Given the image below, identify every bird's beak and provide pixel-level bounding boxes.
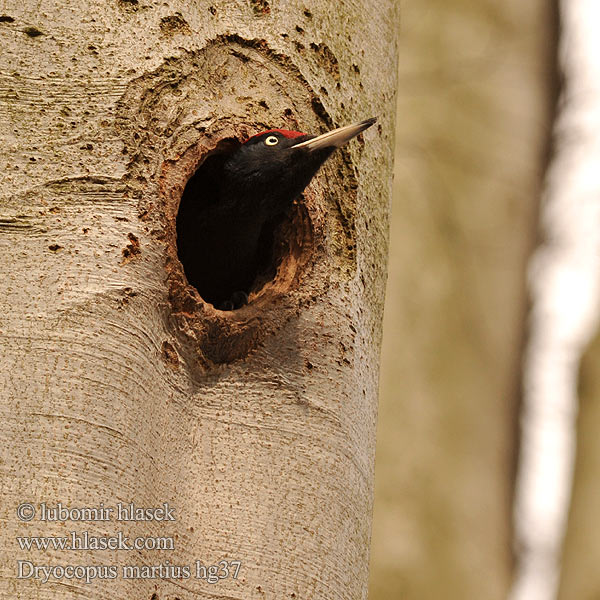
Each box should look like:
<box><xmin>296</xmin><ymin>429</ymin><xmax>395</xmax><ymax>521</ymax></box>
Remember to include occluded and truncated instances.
<box><xmin>292</xmin><ymin>117</ymin><xmax>377</xmax><ymax>151</ymax></box>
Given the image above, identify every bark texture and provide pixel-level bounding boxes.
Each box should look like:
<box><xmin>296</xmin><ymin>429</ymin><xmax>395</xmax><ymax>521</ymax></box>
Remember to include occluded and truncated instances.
<box><xmin>0</xmin><ymin>2</ymin><xmax>397</xmax><ymax>599</ymax></box>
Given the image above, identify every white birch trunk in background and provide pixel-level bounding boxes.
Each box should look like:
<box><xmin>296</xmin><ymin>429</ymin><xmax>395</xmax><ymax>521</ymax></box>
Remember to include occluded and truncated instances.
<box><xmin>509</xmin><ymin>1</ymin><xmax>600</xmax><ymax>598</ymax></box>
<box><xmin>0</xmin><ymin>2</ymin><xmax>397</xmax><ymax>599</ymax></box>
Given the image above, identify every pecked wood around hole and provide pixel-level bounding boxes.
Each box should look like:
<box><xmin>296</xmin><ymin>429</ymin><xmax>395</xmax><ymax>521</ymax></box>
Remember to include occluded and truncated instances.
<box><xmin>160</xmin><ymin>128</ymin><xmax>316</xmax><ymax>366</ymax></box>
<box><xmin>112</xmin><ymin>37</ymin><xmax>359</xmax><ymax>370</ymax></box>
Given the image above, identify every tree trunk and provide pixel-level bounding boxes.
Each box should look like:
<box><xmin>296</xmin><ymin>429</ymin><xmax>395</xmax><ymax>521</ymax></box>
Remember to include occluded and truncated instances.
<box><xmin>0</xmin><ymin>3</ymin><xmax>397</xmax><ymax>599</ymax></box>
<box><xmin>370</xmin><ymin>1</ymin><xmax>555</xmax><ymax>599</ymax></box>
<box><xmin>558</xmin><ymin>331</ymin><xmax>600</xmax><ymax>599</ymax></box>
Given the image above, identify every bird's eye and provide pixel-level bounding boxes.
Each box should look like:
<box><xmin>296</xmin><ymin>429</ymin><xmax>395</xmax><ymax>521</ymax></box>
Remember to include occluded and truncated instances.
<box><xmin>265</xmin><ymin>135</ymin><xmax>279</xmax><ymax>146</ymax></box>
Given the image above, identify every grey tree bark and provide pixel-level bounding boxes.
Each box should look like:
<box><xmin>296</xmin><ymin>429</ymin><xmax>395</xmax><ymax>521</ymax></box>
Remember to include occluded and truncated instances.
<box><xmin>0</xmin><ymin>2</ymin><xmax>397</xmax><ymax>600</ymax></box>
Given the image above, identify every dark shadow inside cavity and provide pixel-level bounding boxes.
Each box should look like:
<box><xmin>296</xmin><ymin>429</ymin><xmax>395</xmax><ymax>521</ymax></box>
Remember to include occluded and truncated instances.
<box><xmin>176</xmin><ymin>140</ymin><xmax>290</xmax><ymax>310</ymax></box>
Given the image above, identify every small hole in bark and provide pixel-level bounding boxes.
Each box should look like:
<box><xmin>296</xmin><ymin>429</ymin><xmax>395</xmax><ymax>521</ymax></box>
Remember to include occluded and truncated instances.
<box><xmin>23</xmin><ymin>26</ymin><xmax>43</xmax><ymax>37</ymax></box>
<box><xmin>176</xmin><ymin>139</ymin><xmax>299</xmax><ymax>311</ymax></box>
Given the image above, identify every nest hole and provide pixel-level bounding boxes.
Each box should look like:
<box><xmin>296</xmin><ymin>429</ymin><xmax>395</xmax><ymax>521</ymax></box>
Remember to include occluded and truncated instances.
<box><xmin>176</xmin><ymin>140</ymin><xmax>302</xmax><ymax>311</ymax></box>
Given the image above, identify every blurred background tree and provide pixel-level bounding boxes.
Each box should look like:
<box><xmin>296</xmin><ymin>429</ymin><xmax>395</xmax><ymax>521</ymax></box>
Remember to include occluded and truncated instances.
<box><xmin>369</xmin><ymin>1</ymin><xmax>557</xmax><ymax>598</ymax></box>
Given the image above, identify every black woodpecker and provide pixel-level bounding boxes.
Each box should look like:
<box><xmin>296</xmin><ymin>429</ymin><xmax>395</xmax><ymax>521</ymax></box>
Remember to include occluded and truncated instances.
<box><xmin>176</xmin><ymin>117</ymin><xmax>376</xmax><ymax>310</ymax></box>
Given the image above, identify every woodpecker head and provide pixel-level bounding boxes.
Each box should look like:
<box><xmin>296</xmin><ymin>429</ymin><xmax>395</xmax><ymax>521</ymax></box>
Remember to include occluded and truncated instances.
<box><xmin>176</xmin><ymin>117</ymin><xmax>377</xmax><ymax>310</ymax></box>
<box><xmin>222</xmin><ymin>117</ymin><xmax>377</xmax><ymax>214</ymax></box>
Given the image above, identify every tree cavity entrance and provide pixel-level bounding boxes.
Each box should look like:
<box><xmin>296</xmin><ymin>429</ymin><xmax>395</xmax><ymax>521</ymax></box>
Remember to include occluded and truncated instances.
<box><xmin>176</xmin><ymin>141</ymin><xmax>295</xmax><ymax>311</ymax></box>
